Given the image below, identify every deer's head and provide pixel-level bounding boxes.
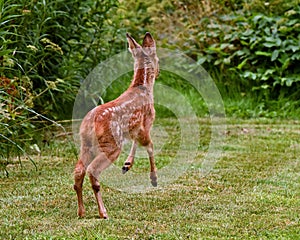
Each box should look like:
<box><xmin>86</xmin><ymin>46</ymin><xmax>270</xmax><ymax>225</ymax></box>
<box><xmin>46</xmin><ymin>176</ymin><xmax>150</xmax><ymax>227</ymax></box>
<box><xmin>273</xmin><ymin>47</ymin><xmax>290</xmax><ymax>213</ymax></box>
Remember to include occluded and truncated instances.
<box><xmin>127</xmin><ymin>32</ymin><xmax>159</xmax><ymax>79</ymax></box>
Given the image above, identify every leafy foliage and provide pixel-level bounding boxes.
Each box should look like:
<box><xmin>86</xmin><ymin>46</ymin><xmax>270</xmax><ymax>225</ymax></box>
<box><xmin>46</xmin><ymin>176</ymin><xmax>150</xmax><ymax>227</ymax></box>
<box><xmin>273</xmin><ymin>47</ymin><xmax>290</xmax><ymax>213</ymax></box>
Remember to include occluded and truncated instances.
<box><xmin>198</xmin><ymin>6</ymin><xmax>300</xmax><ymax>98</ymax></box>
<box><xmin>120</xmin><ymin>0</ymin><xmax>300</xmax><ymax>112</ymax></box>
<box><xmin>0</xmin><ymin>0</ymin><xmax>120</xmax><ymax>163</ymax></box>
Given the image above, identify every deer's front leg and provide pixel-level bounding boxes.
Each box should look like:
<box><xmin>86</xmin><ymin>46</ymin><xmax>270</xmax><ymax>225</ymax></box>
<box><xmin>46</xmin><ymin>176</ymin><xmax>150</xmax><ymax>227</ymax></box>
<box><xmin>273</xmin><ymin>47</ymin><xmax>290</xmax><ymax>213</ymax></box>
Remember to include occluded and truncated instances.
<box><xmin>122</xmin><ymin>141</ymin><xmax>137</xmax><ymax>174</ymax></box>
<box><xmin>146</xmin><ymin>141</ymin><xmax>157</xmax><ymax>187</ymax></box>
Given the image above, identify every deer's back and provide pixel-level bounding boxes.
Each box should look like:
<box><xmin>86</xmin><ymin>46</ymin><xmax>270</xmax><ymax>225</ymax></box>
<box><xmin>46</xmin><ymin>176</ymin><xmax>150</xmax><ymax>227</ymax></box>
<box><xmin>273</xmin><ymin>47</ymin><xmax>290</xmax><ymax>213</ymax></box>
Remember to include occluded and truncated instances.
<box><xmin>80</xmin><ymin>86</ymin><xmax>155</xmax><ymax>148</ymax></box>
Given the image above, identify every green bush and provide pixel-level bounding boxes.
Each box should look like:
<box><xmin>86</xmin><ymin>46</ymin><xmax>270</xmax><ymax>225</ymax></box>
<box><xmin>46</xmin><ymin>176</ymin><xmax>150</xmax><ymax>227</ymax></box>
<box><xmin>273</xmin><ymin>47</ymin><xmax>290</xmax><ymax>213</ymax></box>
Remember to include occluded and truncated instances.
<box><xmin>198</xmin><ymin>6</ymin><xmax>300</xmax><ymax>99</ymax></box>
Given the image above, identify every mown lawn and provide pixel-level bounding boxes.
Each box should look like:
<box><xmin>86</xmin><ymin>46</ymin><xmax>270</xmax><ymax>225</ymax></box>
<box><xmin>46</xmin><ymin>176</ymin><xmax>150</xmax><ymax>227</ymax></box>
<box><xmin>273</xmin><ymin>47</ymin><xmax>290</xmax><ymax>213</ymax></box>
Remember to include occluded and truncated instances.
<box><xmin>0</xmin><ymin>118</ymin><xmax>299</xmax><ymax>239</ymax></box>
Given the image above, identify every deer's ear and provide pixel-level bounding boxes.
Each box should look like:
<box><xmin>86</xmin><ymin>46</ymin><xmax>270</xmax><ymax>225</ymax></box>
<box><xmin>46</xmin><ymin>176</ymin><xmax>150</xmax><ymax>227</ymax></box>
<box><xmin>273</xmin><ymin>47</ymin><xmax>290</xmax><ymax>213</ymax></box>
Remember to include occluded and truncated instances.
<box><xmin>126</xmin><ymin>33</ymin><xmax>141</xmax><ymax>54</ymax></box>
<box><xmin>142</xmin><ymin>32</ymin><xmax>156</xmax><ymax>49</ymax></box>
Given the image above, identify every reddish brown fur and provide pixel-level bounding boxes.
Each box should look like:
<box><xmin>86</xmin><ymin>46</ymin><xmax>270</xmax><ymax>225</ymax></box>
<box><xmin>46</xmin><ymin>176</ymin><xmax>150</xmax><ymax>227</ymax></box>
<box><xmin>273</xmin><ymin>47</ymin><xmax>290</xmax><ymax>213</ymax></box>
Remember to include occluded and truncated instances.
<box><xmin>73</xmin><ymin>32</ymin><xmax>159</xmax><ymax>219</ymax></box>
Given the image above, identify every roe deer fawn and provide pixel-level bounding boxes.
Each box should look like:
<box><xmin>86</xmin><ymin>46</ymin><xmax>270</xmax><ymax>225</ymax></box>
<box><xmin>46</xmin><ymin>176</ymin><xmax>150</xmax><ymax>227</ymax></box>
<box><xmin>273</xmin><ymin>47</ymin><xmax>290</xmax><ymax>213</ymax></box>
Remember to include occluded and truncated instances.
<box><xmin>73</xmin><ymin>32</ymin><xmax>159</xmax><ymax>219</ymax></box>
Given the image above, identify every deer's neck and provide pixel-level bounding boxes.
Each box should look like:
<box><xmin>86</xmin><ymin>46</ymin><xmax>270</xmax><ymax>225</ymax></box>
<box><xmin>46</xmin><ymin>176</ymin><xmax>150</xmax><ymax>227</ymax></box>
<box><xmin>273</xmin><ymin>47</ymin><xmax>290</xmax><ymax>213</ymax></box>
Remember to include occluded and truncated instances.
<box><xmin>130</xmin><ymin>68</ymin><xmax>155</xmax><ymax>91</ymax></box>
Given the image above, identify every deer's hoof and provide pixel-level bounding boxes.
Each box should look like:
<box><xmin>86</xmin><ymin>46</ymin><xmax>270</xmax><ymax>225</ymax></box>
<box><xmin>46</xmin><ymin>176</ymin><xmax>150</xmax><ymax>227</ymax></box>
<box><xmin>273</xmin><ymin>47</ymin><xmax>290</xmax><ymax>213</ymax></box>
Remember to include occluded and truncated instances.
<box><xmin>98</xmin><ymin>209</ymin><xmax>108</xmax><ymax>219</ymax></box>
<box><xmin>77</xmin><ymin>209</ymin><xmax>85</xmax><ymax>218</ymax></box>
<box><xmin>151</xmin><ymin>180</ymin><xmax>158</xmax><ymax>187</ymax></box>
<box><xmin>122</xmin><ymin>162</ymin><xmax>131</xmax><ymax>174</ymax></box>
<box><xmin>122</xmin><ymin>166</ymin><xmax>129</xmax><ymax>174</ymax></box>
<box><xmin>150</xmin><ymin>172</ymin><xmax>157</xmax><ymax>187</ymax></box>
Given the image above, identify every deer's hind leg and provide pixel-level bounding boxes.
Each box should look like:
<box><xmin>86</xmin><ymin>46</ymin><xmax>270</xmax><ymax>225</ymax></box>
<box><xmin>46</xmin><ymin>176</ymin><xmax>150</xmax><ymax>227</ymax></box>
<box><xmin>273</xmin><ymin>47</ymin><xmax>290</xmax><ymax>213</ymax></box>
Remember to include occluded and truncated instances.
<box><xmin>87</xmin><ymin>148</ymin><xmax>121</xmax><ymax>219</ymax></box>
<box><xmin>74</xmin><ymin>144</ymin><xmax>92</xmax><ymax>217</ymax></box>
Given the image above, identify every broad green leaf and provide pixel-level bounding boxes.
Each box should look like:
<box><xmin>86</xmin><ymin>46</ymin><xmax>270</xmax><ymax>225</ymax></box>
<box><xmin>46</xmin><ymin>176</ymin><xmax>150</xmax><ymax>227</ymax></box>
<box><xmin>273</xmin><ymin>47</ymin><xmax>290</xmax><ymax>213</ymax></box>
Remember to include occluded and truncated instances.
<box><xmin>282</xmin><ymin>58</ymin><xmax>290</xmax><ymax>71</ymax></box>
<box><xmin>241</xmin><ymin>40</ymin><xmax>249</xmax><ymax>46</ymax></box>
<box><xmin>261</xmin><ymin>69</ymin><xmax>276</xmax><ymax>80</ymax></box>
<box><xmin>265</xmin><ymin>37</ymin><xmax>276</xmax><ymax>43</ymax></box>
<box><xmin>276</xmin><ymin>38</ymin><xmax>282</xmax><ymax>46</ymax></box>
<box><xmin>286</xmin><ymin>45</ymin><xmax>299</xmax><ymax>52</ymax></box>
<box><xmin>286</xmin><ymin>19</ymin><xmax>298</xmax><ymax>26</ymax></box>
<box><xmin>243</xmin><ymin>71</ymin><xmax>257</xmax><ymax>80</ymax></box>
<box><xmin>197</xmin><ymin>56</ymin><xmax>206</xmax><ymax>65</ymax></box>
<box><xmin>220</xmin><ymin>43</ymin><xmax>230</xmax><ymax>50</ymax></box>
<box><xmin>264</xmin><ymin>27</ymin><xmax>270</xmax><ymax>35</ymax></box>
<box><xmin>261</xmin><ymin>84</ymin><xmax>270</xmax><ymax>89</ymax></box>
<box><xmin>285</xmin><ymin>78</ymin><xmax>293</xmax><ymax>87</ymax></box>
<box><xmin>271</xmin><ymin>50</ymin><xmax>279</xmax><ymax>61</ymax></box>
<box><xmin>243</xmin><ymin>29</ymin><xmax>254</xmax><ymax>36</ymax></box>
<box><xmin>291</xmin><ymin>52</ymin><xmax>300</xmax><ymax>60</ymax></box>
<box><xmin>255</xmin><ymin>51</ymin><xmax>272</xmax><ymax>57</ymax></box>
<box><xmin>263</xmin><ymin>42</ymin><xmax>276</xmax><ymax>48</ymax></box>
<box><xmin>223</xmin><ymin>57</ymin><xmax>231</xmax><ymax>65</ymax></box>
<box><xmin>253</xmin><ymin>14</ymin><xmax>263</xmax><ymax>24</ymax></box>
<box><xmin>237</xmin><ymin>58</ymin><xmax>248</xmax><ymax>70</ymax></box>
<box><xmin>214</xmin><ymin>59</ymin><xmax>222</xmax><ymax>65</ymax></box>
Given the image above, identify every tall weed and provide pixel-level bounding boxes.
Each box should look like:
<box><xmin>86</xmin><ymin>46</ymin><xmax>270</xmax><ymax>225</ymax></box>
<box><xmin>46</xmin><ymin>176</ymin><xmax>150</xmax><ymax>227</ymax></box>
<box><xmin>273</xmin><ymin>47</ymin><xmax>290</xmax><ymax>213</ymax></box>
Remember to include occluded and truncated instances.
<box><xmin>0</xmin><ymin>0</ymin><xmax>120</xmax><ymax>169</ymax></box>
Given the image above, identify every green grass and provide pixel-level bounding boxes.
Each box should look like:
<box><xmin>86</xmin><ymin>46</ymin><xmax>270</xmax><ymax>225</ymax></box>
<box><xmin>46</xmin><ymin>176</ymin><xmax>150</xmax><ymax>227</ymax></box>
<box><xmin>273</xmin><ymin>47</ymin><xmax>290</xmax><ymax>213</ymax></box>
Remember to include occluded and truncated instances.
<box><xmin>0</xmin><ymin>118</ymin><xmax>299</xmax><ymax>239</ymax></box>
